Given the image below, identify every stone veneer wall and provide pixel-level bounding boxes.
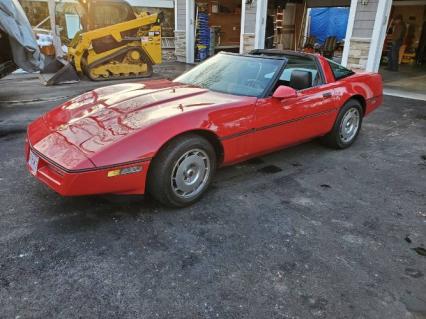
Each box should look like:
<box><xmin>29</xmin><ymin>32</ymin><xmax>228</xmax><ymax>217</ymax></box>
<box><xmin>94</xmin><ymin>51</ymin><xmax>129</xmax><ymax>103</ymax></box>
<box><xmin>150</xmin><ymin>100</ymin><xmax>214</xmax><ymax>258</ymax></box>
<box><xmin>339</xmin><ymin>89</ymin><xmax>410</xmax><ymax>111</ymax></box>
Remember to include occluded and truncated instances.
<box><xmin>346</xmin><ymin>38</ymin><xmax>371</xmax><ymax>70</ymax></box>
<box><xmin>242</xmin><ymin>34</ymin><xmax>255</xmax><ymax>53</ymax></box>
<box><xmin>162</xmin><ymin>48</ymin><xmax>177</xmax><ymax>62</ymax></box>
<box><xmin>174</xmin><ymin>31</ymin><xmax>186</xmax><ymax>63</ymax></box>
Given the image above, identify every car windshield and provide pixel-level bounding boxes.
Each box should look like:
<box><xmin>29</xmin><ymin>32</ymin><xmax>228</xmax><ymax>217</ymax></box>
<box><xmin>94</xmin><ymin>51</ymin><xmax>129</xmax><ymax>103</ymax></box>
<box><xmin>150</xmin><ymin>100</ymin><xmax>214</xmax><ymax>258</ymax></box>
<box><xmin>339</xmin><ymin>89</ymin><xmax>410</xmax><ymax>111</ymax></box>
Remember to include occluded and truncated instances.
<box><xmin>174</xmin><ymin>53</ymin><xmax>284</xmax><ymax>97</ymax></box>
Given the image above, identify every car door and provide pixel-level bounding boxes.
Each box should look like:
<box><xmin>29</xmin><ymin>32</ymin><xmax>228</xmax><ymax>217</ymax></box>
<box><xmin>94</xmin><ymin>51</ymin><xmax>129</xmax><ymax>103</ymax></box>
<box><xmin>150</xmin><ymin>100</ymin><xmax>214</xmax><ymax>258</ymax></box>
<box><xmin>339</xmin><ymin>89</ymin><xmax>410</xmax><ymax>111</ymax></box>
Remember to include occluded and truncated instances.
<box><xmin>251</xmin><ymin>55</ymin><xmax>338</xmax><ymax>155</ymax></box>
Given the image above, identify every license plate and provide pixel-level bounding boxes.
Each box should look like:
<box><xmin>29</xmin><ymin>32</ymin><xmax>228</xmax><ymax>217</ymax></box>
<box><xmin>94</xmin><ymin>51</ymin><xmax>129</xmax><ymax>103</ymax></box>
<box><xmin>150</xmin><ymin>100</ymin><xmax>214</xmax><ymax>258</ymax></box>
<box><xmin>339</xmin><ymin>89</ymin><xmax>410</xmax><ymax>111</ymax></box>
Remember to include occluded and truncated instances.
<box><xmin>28</xmin><ymin>150</ymin><xmax>39</xmax><ymax>175</ymax></box>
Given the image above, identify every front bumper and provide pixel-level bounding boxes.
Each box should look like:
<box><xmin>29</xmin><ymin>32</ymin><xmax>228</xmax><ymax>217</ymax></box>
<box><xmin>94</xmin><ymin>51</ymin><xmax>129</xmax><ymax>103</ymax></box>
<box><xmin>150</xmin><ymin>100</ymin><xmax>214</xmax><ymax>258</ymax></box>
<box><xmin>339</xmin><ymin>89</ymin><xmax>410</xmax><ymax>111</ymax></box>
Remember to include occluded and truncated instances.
<box><xmin>25</xmin><ymin>141</ymin><xmax>150</xmax><ymax>196</ymax></box>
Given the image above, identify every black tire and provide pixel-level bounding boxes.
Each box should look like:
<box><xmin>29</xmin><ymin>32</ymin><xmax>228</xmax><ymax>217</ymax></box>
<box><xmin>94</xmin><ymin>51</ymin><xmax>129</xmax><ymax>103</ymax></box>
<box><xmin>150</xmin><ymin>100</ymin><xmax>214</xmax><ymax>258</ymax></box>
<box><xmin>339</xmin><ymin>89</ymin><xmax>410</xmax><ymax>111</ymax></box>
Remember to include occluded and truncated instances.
<box><xmin>320</xmin><ymin>99</ymin><xmax>364</xmax><ymax>149</ymax></box>
<box><xmin>147</xmin><ymin>134</ymin><xmax>217</xmax><ymax>208</ymax></box>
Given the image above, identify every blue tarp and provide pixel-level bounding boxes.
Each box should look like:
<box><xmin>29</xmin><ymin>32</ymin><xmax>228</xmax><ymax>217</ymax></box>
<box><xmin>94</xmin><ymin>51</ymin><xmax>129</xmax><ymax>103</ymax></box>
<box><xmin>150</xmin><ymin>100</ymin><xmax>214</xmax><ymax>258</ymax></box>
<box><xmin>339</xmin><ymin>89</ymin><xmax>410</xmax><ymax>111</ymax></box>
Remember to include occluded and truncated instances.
<box><xmin>309</xmin><ymin>7</ymin><xmax>349</xmax><ymax>44</ymax></box>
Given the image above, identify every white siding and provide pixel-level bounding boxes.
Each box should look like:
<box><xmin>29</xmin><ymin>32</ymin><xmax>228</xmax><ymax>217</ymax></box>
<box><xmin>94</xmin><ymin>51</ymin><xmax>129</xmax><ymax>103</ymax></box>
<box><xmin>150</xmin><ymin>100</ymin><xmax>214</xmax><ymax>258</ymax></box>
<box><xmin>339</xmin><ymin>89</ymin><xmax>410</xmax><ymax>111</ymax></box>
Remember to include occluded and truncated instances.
<box><xmin>176</xmin><ymin>0</ymin><xmax>186</xmax><ymax>31</ymax></box>
<box><xmin>240</xmin><ymin>0</ymin><xmax>257</xmax><ymax>52</ymax></box>
<box><xmin>174</xmin><ymin>0</ymin><xmax>187</xmax><ymax>62</ymax></box>
<box><xmin>352</xmin><ymin>0</ymin><xmax>379</xmax><ymax>38</ymax></box>
<box><xmin>244</xmin><ymin>0</ymin><xmax>257</xmax><ymax>34</ymax></box>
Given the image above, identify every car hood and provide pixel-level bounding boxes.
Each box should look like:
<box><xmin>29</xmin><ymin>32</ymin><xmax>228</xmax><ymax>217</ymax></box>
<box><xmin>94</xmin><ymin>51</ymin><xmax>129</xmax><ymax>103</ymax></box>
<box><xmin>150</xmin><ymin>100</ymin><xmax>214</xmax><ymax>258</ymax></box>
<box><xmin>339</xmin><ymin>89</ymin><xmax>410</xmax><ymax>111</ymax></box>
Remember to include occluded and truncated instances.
<box><xmin>31</xmin><ymin>80</ymin><xmax>244</xmax><ymax>168</ymax></box>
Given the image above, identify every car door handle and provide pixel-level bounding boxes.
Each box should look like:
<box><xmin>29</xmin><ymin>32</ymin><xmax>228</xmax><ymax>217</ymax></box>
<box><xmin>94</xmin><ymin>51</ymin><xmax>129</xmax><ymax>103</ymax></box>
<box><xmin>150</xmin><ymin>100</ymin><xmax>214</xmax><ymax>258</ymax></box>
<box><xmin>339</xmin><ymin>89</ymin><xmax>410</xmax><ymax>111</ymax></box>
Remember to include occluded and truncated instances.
<box><xmin>323</xmin><ymin>92</ymin><xmax>332</xmax><ymax>99</ymax></box>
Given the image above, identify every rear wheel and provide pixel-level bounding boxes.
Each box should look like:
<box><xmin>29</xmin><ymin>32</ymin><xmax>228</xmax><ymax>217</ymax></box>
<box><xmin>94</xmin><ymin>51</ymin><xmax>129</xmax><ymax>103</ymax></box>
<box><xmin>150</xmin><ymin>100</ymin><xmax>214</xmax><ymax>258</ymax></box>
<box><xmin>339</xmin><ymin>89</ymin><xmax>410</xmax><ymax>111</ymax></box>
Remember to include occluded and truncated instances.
<box><xmin>147</xmin><ymin>134</ymin><xmax>217</xmax><ymax>208</ymax></box>
<box><xmin>321</xmin><ymin>99</ymin><xmax>363</xmax><ymax>149</ymax></box>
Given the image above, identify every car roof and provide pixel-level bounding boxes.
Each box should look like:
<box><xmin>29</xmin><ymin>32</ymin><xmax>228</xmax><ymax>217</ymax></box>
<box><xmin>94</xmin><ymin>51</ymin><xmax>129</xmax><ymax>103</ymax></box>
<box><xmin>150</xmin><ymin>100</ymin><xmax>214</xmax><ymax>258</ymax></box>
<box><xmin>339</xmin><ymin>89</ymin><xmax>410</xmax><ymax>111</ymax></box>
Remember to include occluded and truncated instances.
<box><xmin>249</xmin><ymin>49</ymin><xmax>317</xmax><ymax>60</ymax></box>
<box><xmin>219</xmin><ymin>50</ymin><xmax>314</xmax><ymax>62</ymax></box>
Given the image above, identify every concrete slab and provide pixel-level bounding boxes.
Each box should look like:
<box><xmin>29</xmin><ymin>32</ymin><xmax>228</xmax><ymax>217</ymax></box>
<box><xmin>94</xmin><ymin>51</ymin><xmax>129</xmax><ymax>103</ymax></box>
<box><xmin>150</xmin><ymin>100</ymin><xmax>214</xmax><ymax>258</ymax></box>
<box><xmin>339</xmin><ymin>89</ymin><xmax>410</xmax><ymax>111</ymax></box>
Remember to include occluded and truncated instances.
<box><xmin>384</xmin><ymin>88</ymin><xmax>426</xmax><ymax>101</ymax></box>
<box><xmin>0</xmin><ymin>62</ymin><xmax>191</xmax><ymax>104</ymax></box>
<box><xmin>380</xmin><ymin>65</ymin><xmax>426</xmax><ymax>101</ymax></box>
<box><xmin>0</xmin><ymin>71</ymin><xmax>425</xmax><ymax>318</ymax></box>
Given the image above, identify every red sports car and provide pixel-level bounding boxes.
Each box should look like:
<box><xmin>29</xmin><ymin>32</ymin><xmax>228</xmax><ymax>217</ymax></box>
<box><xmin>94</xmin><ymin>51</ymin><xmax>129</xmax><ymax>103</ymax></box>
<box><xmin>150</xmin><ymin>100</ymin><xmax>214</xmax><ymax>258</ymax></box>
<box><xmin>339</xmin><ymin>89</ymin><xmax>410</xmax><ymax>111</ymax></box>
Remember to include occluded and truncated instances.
<box><xmin>26</xmin><ymin>50</ymin><xmax>383</xmax><ymax>207</ymax></box>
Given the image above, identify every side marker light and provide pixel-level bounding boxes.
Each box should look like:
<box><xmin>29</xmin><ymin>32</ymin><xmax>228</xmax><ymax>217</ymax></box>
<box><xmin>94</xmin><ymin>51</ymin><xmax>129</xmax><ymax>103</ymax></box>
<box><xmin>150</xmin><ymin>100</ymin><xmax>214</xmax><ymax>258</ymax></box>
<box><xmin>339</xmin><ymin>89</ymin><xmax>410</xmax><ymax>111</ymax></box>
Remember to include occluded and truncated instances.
<box><xmin>107</xmin><ymin>166</ymin><xmax>142</xmax><ymax>177</ymax></box>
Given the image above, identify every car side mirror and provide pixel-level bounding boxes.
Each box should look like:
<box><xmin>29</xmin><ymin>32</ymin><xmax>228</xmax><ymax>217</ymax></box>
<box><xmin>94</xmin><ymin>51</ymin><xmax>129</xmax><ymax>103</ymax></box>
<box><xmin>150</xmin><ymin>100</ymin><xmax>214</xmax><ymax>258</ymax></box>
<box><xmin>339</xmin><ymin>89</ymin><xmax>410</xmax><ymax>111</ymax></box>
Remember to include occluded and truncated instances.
<box><xmin>272</xmin><ymin>85</ymin><xmax>297</xmax><ymax>99</ymax></box>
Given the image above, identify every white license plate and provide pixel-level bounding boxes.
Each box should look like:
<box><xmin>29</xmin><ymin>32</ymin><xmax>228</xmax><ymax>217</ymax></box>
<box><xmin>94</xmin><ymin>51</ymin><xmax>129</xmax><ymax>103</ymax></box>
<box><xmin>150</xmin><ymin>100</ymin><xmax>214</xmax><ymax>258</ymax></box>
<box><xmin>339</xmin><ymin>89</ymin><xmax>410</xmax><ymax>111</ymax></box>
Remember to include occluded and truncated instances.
<box><xmin>28</xmin><ymin>150</ymin><xmax>39</xmax><ymax>175</ymax></box>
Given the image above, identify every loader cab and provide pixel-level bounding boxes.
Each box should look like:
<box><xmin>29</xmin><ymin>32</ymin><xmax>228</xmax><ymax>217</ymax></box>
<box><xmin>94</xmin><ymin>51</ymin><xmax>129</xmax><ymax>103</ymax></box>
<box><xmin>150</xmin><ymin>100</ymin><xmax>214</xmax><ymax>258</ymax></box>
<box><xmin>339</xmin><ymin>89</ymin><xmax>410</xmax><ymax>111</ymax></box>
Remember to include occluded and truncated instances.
<box><xmin>78</xmin><ymin>0</ymin><xmax>136</xmax><ymax>31</ymax></box>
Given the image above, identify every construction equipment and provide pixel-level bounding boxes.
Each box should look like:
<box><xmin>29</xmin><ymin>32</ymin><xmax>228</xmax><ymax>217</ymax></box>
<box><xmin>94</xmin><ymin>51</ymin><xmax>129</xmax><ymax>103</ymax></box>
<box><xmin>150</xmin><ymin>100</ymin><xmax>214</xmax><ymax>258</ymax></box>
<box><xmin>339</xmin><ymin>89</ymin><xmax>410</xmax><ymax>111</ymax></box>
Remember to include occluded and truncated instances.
<box><xmin>1</xmin><ymin>0</ymin><xmax>162</xmax><ymax>85</ymax></box>
<box><xmin>68</xmin><ymin>0</ymin><xmax>163</xmax><ymax>81</ymax></box>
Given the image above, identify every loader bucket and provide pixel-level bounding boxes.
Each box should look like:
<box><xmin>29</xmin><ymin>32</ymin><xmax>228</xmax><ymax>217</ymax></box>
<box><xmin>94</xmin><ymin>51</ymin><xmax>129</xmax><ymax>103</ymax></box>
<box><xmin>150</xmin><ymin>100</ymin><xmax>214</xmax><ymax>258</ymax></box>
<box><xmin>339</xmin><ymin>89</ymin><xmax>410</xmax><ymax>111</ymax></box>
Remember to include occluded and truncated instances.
<box><xmin>39</xmin><ymin>58</ymin><xmax>80</xmax><ymax>86</ymax></box>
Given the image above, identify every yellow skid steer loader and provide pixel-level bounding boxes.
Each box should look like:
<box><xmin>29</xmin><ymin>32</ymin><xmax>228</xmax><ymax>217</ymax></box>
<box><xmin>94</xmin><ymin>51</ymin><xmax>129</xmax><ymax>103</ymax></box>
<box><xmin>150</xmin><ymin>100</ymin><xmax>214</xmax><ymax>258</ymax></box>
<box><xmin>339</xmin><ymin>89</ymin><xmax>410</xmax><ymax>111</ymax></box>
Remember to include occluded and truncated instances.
<box><xmin>68</xmin><ymin>0</ymin><xmax>163</xmax><ymax>81</ymax></box>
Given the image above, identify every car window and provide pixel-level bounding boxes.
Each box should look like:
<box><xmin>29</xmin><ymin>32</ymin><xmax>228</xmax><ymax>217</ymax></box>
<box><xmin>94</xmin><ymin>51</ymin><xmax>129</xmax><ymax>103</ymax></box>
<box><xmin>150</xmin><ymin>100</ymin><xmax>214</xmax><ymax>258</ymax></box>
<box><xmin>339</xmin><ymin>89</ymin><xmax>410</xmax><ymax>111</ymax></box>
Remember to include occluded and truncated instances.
<box><xmin>279</xmin><ymin>67</ymin><xmax>318</xmax><ymax>83</ymax></box>
<box><xmin>327</xmin><ymin>59</ymin><xmax>354</xmax><ymax>80</ymax></box>
<box><xmin>271</xmin><ymin>55</ymin><xmax>323</xmax><ymax>93</ymax></box>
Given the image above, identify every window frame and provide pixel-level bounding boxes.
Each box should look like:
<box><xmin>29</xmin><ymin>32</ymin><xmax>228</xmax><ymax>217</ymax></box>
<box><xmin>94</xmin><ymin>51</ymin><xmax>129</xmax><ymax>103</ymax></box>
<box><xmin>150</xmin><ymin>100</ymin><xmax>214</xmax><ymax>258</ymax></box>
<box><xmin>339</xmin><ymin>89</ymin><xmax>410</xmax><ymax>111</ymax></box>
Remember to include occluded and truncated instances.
<box><xmin>264</xmin><ymin>54</ymin><xmax>326</xmax><ymax>96</ymax></box>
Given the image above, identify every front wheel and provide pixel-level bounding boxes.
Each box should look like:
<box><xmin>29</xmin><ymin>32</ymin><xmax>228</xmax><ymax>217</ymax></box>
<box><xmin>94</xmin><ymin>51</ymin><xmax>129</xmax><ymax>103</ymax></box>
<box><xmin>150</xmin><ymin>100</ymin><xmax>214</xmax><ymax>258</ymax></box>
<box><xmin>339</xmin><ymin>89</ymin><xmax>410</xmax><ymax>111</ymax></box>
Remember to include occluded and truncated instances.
<box><xmin>321</xmin><ymin>100</ymin><xmax>363</xmax><ymax>149</ymax></box>
<box><xmin>147</xmin><ymin>134</ymin><xmax>217</xmax><ymax>208</ymax></box>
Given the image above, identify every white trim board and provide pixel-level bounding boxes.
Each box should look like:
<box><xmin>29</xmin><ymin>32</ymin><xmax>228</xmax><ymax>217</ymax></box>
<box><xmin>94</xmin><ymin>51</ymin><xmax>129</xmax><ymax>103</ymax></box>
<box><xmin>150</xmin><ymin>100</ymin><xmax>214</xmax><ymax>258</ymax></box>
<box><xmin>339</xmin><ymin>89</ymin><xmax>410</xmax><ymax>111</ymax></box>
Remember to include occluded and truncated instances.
<box><xmin>31</xmin><ymin>0</ymin><xmax>175</xmax><ymax>6</ymax></box>
<box><xmin>185</xmin><ymin>0</ymin><xmax>195</xmax><ymax>64</ymax></box>
<box><xmin>366</xmin><ymin>0</ymin><xmax>392</xmax><ymax>72</ymax></box>
<box><xmin>174</xmin><ymin>0</ymin><xmax>178</xmax><ymax>31</ymax></box>
<box><xmin>341</xmin><ymin>0</ymin><xmax>358</xmax><ymax>67</ymax></box>
<box><xmin>254</xmin><ymin>0</ymin><xmax>267</xmax><ymax>50</ymax></box>
<box><xmin>393</xmin><ymin>0</ymin><xmax>426</xmax><ymax>5</ymax></box>
<box><xmin>240</xmin><ymin>0</ymin><xmax>247</xmax><ymax>53</ymax></box>
<box><xmin>126</xmin><ymin>0</ymin><xmax>174</xmax><ymax>8</ymax></box>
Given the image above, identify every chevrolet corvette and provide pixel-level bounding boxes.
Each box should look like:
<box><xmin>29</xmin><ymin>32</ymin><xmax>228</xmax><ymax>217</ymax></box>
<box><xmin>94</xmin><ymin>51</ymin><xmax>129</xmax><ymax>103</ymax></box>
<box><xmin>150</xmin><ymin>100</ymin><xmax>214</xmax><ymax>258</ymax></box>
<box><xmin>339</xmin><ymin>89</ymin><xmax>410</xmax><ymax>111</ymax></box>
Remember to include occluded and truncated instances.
<box><xmin>26</xmin><ymin>50</ymin><xmax>383</xmax><ymax>207</ymax></box>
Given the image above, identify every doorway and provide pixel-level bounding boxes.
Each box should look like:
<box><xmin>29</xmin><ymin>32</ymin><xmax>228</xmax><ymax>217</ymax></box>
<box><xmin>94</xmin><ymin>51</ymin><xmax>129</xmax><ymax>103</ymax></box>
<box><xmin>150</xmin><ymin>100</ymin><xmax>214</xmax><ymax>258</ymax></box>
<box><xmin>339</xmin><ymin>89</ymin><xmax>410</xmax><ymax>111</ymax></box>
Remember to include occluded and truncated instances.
<box><xmin>262</xmin><ymin>1</ymin><xmax>350</xmax><ymax>63</ymax></box>
<box><xmin>379</xmin><ymin>1</ymin><xmax>426</xmax><ymax>99</ymax></box>
<box><xmin>187</xmin><ymin>0</ymin><xmax>242</xmax><ymax>63</ymax></box>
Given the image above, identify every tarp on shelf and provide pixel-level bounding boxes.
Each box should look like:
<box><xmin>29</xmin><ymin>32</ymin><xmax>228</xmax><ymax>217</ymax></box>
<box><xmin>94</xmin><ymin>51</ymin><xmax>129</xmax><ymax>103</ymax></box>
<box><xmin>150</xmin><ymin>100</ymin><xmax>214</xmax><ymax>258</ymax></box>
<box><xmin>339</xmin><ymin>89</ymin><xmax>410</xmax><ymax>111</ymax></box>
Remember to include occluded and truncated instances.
<box><xmin>309</xmin><ymin>7</ymin><xmax>349</xmax><ymax>44</ymax></box>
